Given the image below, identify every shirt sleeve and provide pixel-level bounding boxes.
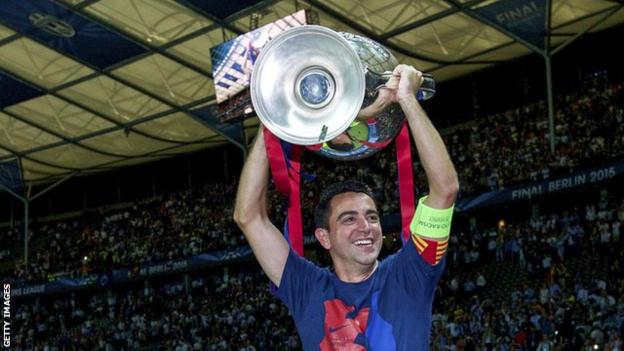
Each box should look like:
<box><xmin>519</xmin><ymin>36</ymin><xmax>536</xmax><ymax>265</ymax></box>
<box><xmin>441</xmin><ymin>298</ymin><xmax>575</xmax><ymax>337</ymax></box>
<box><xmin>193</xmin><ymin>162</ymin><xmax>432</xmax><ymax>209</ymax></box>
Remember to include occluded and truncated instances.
<box><xmin>389</xmin><ymin>238</ymin><xmax>446</xmax><ymax>296</ymax></box>
<box><xmin>276</xmin><ymin>249</ymin><xmax>328</xmax><ymax>320</ymax></box>
<box><xmin>411</xmin><ymin>235</ymin><xmax>448</xmax><ymax>265</ymax></box>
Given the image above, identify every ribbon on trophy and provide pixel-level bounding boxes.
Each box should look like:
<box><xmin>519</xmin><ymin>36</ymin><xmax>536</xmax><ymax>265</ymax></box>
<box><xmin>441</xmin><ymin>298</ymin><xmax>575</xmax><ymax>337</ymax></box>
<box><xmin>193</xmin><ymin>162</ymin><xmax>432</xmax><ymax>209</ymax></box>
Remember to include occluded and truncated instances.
<box><xmin>263</xmin><ymin>128</ymin><xmax>305</xmax><ymax>256</ymax></box>
<box><xmin>265</xmin><ymin>121</ymin><xmax>415</xmax><ymax>252</ymax></box>
<box><xmin>395</xmin><ymin>122</ymin><xmax>415</xmax><ymax>245</ymax></box>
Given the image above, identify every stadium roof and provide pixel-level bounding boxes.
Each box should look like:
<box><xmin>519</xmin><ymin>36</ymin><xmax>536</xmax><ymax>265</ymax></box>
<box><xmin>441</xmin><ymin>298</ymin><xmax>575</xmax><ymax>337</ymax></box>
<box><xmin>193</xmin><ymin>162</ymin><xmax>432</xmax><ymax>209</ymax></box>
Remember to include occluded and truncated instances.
<box><xmin>0</xmin><ymin>0</ymin><xmax>623</xmax><ymax>186</ymax></box>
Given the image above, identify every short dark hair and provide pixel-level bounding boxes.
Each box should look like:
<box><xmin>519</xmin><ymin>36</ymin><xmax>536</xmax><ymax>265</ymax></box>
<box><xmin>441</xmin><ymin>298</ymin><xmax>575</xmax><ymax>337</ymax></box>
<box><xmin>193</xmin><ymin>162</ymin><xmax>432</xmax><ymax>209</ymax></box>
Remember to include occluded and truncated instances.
<box><xmin>314</xmin><ymin>180</ymin><xmax>376</xmax><ymax>230</ymax></box>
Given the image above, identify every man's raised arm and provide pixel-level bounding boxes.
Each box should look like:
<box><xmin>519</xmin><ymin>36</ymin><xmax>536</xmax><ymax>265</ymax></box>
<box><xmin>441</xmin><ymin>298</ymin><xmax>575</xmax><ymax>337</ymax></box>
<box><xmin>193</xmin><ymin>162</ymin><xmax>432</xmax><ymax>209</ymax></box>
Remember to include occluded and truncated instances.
<box><xmin>383</xmin><ymin>65</ymin><xmax>458</xmax><ymax>252</ymax></box>
<box><xmin>395</xmin><ymin>65</ymin><xmax>459</xmax><ymax>211</ymax></box>
<box><xmin>233</xmin><ymin>128</ymin><xmax>290</xmax><ymax>286</ymax></box>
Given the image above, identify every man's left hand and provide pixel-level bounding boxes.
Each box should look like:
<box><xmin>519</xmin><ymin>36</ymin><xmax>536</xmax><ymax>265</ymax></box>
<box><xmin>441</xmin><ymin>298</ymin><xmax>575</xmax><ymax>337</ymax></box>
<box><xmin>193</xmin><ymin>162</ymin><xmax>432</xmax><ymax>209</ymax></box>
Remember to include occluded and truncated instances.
<box><xmin>357</xmin><ymin>65</ymin><xmax>423</xmax><ymax>120</ymax></box>
<box><xmin>388</xmin><ymin>64</ymin><xmax>423</xmax><ymax>103</ymax></box>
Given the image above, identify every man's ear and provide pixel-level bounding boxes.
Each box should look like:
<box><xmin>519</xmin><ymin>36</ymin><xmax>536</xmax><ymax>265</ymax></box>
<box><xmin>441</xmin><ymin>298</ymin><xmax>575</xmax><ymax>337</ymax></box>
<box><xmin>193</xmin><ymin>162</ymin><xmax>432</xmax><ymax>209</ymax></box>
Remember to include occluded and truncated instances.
<box><xmin>314</xmin><ymin>228</ymin><xmax>331</xmax><ymax>250</ymax></box>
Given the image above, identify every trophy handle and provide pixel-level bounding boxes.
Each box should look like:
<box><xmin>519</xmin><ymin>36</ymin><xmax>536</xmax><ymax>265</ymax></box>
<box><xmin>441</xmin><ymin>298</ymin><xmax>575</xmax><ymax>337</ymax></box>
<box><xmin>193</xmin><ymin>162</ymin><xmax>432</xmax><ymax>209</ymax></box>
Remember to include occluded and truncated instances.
<box><xmin>372</xmin><ymin>71</ymin><xmax>436</xmax><ymax>101</ymax></box>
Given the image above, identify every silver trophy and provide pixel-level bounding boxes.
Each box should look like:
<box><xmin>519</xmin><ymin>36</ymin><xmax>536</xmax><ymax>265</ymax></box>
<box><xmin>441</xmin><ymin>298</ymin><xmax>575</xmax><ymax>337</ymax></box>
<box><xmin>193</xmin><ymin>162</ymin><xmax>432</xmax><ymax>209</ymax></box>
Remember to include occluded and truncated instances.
<box><xmin>250</xmin><ymin>25</ymin><xmax>435</xmax><ymax>160</ymax></box>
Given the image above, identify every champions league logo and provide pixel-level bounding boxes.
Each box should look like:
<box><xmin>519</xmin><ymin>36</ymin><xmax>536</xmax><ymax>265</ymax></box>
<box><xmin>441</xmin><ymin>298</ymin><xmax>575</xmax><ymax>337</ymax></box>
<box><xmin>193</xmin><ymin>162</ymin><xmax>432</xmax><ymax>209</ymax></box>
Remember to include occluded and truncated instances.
<box><xmin>28</xmin><ymin>12</ymin><xmax>75</xmax><ymax>38</ymax></box>
<box><xmin>494</xmin><ymin>1</ymin><xmax>541</xmax><ymax>26</ymax></box>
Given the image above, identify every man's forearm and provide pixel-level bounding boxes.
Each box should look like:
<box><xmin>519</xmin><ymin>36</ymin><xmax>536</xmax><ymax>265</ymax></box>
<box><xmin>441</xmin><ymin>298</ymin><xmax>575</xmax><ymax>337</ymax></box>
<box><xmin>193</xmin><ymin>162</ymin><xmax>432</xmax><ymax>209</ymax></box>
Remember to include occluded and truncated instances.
<box><xmin>399</xmin><ymin>95</ymin><xmax>458</xmax><ymax>209</ymax></box>
<box><xmin>233</xmin><ymin>129</ymin><xmax>290</xmax><ymax>286</ymax></box>
<box><xmin>233</xmin><ymin>130</ymin><xmax>270</xmax><ymax>226</ymax></box>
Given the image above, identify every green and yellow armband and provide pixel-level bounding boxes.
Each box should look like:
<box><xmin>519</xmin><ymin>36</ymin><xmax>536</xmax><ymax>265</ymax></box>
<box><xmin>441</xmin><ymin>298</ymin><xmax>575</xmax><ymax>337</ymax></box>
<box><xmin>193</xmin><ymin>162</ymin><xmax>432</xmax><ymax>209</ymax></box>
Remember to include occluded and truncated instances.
<box><xmin>410</xmin><ymin>196</ymin><xmax>455</xmax><ymax>238</ymax></box>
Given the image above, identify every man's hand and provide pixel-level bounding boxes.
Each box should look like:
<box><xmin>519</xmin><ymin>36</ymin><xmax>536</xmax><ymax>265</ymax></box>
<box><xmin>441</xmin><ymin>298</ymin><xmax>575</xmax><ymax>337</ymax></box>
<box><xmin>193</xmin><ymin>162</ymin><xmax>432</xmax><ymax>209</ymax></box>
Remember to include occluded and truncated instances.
<box><xmin>357</xmin><ymin>65</ymin><xmax>423</xmax><ymax>120</ymax></box>
<box><xmin>387</xmin><ymin>64</ymin><xmax>424</xmax><ymax>103</ymax></box>
<box><xmin>357</xmin><ymin>89</ymin><xmax>392</xmax><ymax>119</ymax></box>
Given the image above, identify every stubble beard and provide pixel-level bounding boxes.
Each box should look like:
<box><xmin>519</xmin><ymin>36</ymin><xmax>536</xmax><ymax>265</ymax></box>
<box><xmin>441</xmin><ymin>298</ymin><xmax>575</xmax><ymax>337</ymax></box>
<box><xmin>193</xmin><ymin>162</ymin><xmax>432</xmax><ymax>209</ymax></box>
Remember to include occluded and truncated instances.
<box><xmin>351</xmin><ymin>241</ymin><xmax>381</xmax><ymax>267</ymax></box>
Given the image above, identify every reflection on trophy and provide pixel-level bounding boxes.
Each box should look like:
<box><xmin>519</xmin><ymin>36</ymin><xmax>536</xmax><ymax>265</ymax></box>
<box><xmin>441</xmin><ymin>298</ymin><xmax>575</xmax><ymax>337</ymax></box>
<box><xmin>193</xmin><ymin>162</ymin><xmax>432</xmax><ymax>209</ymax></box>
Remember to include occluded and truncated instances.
<box><xmin>250</xmin><ymin>25</ymin><xmax>435</xmax><ymax>160</ymax></box>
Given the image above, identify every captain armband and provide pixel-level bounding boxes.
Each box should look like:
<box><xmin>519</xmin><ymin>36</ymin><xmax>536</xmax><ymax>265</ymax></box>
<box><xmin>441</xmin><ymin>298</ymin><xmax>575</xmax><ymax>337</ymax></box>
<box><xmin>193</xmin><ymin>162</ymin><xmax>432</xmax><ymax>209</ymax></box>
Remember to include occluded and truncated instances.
<box><xmin>409</xmin><ymin>196</ymin><xmax>455</xmax><ymax>239</ymax></box>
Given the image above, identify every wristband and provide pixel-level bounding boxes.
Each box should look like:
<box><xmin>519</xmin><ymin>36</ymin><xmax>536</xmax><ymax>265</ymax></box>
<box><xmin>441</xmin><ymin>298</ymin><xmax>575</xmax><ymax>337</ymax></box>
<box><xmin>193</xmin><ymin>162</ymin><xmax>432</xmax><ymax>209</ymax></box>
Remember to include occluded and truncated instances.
<box><xmin>410</xmin><ymin>196</ymin><xmax>454</xmax><ymax>238</ymax></box>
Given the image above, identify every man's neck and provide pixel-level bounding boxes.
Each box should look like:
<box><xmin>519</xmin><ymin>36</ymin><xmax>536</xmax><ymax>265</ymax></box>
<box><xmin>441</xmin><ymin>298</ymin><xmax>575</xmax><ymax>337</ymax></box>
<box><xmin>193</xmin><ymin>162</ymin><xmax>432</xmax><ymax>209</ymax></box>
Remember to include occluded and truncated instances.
<box><xmin>334</xmin><ymin>260</ymin><xmax>379</xmax><ymax>283</ymax></box>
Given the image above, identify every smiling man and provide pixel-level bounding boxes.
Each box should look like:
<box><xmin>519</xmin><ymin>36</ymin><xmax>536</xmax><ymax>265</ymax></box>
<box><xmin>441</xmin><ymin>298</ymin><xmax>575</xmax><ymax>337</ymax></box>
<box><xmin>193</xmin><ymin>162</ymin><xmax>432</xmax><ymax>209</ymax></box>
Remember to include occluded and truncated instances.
<box><xmin>234</xmin><ymin>65</ymin><xmax>459</xmax><ymax>350</ymax></box>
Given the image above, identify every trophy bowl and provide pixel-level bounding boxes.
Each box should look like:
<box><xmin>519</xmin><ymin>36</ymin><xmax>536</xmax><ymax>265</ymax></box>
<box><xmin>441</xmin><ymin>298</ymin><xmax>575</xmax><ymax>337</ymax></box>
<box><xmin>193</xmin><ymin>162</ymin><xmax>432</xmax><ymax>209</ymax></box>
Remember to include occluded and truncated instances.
<box><xmin>250</xmin><ymin>25</ymin><xmax>435</xmax><ymax>160</ymax></box>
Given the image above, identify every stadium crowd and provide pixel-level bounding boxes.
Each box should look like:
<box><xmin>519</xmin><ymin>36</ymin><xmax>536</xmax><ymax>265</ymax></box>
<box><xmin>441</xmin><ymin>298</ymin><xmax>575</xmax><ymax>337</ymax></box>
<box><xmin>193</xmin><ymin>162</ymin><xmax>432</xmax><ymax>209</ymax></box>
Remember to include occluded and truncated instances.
<box><xmin>9</xmin><ymin>185</ymin><xmax>624</xmax><ymax>350</ymax></box>
<box><xmin>6</xmin><ymin>182</ymin><xmax>242</xmax><ymax>284</ymax></box>
<box><xmin>428</xmin><ymin>189</ymin><xmax>624</xmax><ymax>350</ymax></box>
<box><xmin>11</xmin><ymin>269</ymin><xmax>299</xmax><ymax>350</ymax></box>
<box><xmin>2</xmin><ymin>79</ymin><xmax>624</xmax><ymax>350</ymax></box>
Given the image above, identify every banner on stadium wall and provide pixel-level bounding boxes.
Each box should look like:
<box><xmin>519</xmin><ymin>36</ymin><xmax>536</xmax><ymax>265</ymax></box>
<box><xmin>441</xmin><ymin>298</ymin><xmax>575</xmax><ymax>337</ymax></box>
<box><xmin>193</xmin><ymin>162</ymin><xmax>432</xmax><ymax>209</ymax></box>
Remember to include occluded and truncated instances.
<box><xmin>456</xmin><ymin>159</ymin><xmax>624</xmax><ymax>212</ymax></box>
<box><xmin>473</xmin><ymin>0</ymin><xmax>547</xmax><ymax>51</ymax></box>
<box><xmin>10</xmin><ymin>274</ymin><xmax>99</xmax><ymax>297</ymax></box>
<box><xmin>11</xmin><ymin>238</ymin><xmax>327</xmax><ymax>297</ymax></box>
<box><xmin>0</xmin><ymin>158</ymin><xmax>25</xmax><ymax>196</ymax></box>
<box><xmin>12</xmin><ymin>246</ymin><xmax>254</xmax><ymax>297</ymax></box>
<box><xmin>108</xmin><ymin>246</ymin><xmax>254</xmax><ymax>282</ymax></box>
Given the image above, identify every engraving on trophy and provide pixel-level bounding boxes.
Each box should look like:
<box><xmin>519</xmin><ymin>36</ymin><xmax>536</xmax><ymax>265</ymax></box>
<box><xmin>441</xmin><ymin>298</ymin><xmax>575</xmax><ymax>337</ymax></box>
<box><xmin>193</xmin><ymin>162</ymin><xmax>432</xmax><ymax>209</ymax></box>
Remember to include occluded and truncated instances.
<box><xmin>296</xmin><ymin>67</ymin><xmax>336</xmax><ymax>109</ymax></box>
<box><xmin>319</xmin><ymin>125</ymin><xmax>328</xmax><ymax>142</ymax></box>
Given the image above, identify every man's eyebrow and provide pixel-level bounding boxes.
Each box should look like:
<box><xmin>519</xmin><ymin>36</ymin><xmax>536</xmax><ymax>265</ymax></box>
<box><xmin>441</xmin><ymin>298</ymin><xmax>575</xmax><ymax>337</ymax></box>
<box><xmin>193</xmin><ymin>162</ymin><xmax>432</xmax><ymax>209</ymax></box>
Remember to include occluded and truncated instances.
<box><xmin>336</xmin><ymin>211</ymin><xmax>358</xmax><ymax>221</ymax></box>
<box><xmin>336</xmin><ymin>209</ymin><xmax>379</xmax><ymax>221</ymax></box>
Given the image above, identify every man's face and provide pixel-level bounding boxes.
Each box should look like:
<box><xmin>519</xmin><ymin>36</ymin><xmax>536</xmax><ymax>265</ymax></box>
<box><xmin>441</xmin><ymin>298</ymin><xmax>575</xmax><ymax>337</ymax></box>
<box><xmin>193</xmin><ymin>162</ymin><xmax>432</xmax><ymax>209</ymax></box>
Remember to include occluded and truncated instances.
<box><xmin>323</xmin><ymin>192</ymin><xmax>382</xmax><ymax>268</ymax></box>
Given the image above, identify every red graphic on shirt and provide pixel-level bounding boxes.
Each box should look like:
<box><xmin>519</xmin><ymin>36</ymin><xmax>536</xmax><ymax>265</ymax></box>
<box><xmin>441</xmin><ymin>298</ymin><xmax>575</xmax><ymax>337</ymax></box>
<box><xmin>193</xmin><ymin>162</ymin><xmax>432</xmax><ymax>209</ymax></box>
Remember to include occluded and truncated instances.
<box><xmin>320</xmin><ymin>299</ymin><xmax>369</xmax><ymax>351</ymax></box>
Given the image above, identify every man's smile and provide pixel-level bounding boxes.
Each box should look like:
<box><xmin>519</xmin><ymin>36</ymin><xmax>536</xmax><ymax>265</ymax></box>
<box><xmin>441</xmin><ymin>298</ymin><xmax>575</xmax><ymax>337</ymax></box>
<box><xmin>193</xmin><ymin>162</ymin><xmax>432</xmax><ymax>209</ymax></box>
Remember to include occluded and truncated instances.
<box><xmin>353</xmin><ymin>239</ymin><xmax>374</xmax><ymax>247</ymax></box>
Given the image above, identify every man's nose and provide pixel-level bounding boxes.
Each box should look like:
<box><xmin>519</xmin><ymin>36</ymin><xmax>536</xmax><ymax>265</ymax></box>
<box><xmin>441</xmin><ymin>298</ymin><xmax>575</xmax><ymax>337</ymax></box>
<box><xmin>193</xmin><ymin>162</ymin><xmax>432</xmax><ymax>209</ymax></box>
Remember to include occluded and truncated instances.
<box><xmin>356</xmin><ymin>216</ymin><xmax>371</xmax><ymax>231</ymax></box>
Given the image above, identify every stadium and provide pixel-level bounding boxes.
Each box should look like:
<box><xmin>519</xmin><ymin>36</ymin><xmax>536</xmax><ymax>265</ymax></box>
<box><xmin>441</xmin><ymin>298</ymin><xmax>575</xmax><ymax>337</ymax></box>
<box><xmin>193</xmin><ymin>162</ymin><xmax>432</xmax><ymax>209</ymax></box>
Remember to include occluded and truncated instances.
<box><xmin>1</xmin><ymin>0</ymin><xmax>623</xmax><ymax>350</ymax></box>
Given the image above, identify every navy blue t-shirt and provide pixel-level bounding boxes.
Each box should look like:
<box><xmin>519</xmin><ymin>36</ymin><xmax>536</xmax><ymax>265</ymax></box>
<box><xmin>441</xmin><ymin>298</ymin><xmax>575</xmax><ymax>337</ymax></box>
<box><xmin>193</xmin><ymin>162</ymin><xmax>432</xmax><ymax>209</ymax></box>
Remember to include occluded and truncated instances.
<box><xmin>276</xmin><ymin>239</ymin><xmax>445</xmax><ymax>350</ymax></box>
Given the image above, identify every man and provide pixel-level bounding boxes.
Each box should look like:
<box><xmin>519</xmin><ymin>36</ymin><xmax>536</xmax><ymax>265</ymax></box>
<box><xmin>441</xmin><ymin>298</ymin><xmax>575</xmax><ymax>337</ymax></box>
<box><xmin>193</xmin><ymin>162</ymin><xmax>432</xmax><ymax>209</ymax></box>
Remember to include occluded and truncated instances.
<box><xmin>234</xmin><ymin>64</ymin><xmax>459</xmax><ymax>350</ymax></box>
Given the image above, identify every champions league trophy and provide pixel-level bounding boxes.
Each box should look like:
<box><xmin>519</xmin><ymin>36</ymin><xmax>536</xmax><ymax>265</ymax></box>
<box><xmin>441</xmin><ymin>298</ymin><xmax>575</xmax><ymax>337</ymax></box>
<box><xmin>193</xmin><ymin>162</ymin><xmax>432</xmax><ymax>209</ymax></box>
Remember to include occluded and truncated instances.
<box><xmin>249</xmin><ymin>25</ymin><xmax>436</xmax><ymax>253</ymax></box>
<box><xmin>250</xmin><ymin>25</ymin><xmax>435</xmax><ymax>160</ymax></box>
